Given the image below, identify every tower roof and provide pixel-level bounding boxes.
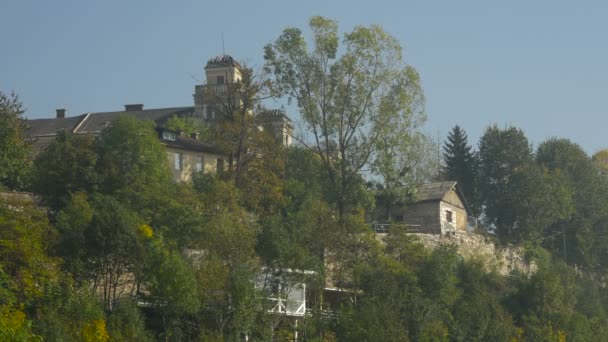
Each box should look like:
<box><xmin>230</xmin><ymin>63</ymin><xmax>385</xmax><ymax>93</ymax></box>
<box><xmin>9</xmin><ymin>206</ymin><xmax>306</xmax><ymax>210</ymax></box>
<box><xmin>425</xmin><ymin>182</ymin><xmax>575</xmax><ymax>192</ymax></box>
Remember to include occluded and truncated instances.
<box><xmin>205</xmin><ymin>54</ymin><xmax>242</xmax><ymax>70</ymax></box>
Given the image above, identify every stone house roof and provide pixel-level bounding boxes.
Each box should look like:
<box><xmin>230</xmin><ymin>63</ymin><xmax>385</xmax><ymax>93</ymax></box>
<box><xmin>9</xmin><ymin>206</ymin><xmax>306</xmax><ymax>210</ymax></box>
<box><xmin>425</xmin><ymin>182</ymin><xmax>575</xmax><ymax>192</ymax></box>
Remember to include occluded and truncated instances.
<box><xmin>414</xmin><ymin>181</ymin><xmax>470</xmax><ymax>213</ymax></box>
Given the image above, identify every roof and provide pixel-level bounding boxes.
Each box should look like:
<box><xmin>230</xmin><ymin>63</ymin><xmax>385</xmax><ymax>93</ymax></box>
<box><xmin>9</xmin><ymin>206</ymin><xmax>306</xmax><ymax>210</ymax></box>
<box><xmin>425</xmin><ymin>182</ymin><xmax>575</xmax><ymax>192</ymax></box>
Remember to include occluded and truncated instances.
<box><xmin>25</xmin><ymin>107</ymin><xmax>196</xmax><ymax>137</ymax></box>
<box><xmin>75</xmin><ymin>107</ymin><xmax>194</xmax><ymax>134</ymax></box>
<box><xmin>159</xmin><ymin>129</ymin><xmax>218</xmax><ymax>154</ymax></box>
<box><xmin>25</xmin><ymin>106</ymin><xmax>222</xmax><ymax>154</ymax></box>
<box><xmin>205</xmin><ymin>54</ymin><xmax>242</xmax><ymax>69</ymax></box>
<box><xmin>25</xmin><ymin>115</ymin><xmax>87</xmax><ymax>136</ymax></box>
<box><xmin>414</xmin><ymin>181</ymin><xmax>471</xmax><ymax>213</ymax></box>
<box><xmin>415</xmin><ymin>181</ymin><xmax>458</xmax><ymax>202</ymax></box>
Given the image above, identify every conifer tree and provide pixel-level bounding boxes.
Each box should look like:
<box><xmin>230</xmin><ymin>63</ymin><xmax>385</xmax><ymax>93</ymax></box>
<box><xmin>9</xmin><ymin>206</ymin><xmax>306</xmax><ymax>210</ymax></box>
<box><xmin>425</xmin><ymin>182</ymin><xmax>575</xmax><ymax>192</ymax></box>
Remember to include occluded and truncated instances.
<box><xmin>442</xmin><ymin>125</ymin><xmax>476</xmax><ymax>212</ymax></box>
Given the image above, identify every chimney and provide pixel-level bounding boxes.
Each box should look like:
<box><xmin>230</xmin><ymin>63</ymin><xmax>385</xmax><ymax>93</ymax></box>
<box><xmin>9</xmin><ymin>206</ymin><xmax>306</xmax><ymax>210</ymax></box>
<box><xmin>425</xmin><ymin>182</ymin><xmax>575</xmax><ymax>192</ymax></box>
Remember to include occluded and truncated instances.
<box><xmin>56</xmin><ymin>108</ymin><xmax>66</xmax><ymax>119</ymax></box>
<box><xmin>124</xmin><ymin>104</ymin><xmax>144</xmax><ymax>111</ymax></box>
<box><xmin>190</xmin><ymin>132</ymin><xmax>200</xmax><ymax>140</ymax></box>
<box><xmin>177</xmin><ymin>130</ymin><xmax>185</xmax><ymax>136</ymax></box>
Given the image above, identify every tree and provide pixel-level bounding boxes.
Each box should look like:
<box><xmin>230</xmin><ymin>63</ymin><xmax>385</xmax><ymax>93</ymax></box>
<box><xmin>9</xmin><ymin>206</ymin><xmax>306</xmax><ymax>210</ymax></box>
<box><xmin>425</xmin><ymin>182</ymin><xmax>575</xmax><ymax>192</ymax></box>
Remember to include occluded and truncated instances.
<box><xmin>442</xmin><ymin>125</ymin><xmax>477</xmax><ymax>214</ymax></box>
<box><xmin>477</xmin><ymin>125</ymin><xmax>533</xmax><ymax>240</ymax></box>
<box><xmin>206</xmin><ymin>65</ymin><xmax>272</xmax><ymax>185</ymax></box>
<box><xmin>163</xmin><ymin>114</ymin><xmax>206</xmax><ymax>137</ymax></box>
<box><xmin>0</xmin><ymin>199</ymin><xmax>60</xmax><ymax>305</ymax></box>
<box><xmin>264</xmin><ymin>16</ymin><xmax>425</xmax><ymax>217</ymax></box>
<box><xmin>33</xmin><ymin>131</ymin><xmax>99</xmax><ymax>210</ymax></box>
<box><xmin>477</xmin><ymin>125</ymin><xmax>573</xmax><ymax>242</ymax></box>
<box><xmin>96</xmin><ymin>116</ymin><xmax>172</xmax><ymax>195</ymax></box>
<box><xmin>592</xmin><ymin>149</ymin><xmax>608</xmax><ymax>177</ymax></box>
<box><xmin>536</xmin><ymin>138</ymin><xmax>608</xmax><ymax>266</ymax></box>
<box><xmin>0</xmin><ymin>91</ymin><xmax>30</xmax><ymax>190</ymax></box>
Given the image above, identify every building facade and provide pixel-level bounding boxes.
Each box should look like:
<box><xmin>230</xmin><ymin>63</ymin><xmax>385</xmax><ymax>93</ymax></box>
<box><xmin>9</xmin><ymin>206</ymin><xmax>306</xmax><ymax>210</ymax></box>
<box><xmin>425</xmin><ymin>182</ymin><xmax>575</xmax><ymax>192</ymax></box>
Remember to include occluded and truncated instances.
<box><xmin>25</xmin><ymin>54</ymin><xmax>291</xmax><ymax>182</ymax></box>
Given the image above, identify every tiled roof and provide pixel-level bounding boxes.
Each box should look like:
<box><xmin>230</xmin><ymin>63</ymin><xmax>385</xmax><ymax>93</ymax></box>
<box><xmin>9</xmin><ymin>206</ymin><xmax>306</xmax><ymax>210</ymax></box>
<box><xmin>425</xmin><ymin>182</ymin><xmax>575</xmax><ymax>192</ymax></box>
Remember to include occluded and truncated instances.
<box><xmin>25</xmin><ymin>115</ymin><xmax>87</xmax><ymax>136</ymax></box>
<box><xmin>75</xmin><ymin>107</ymin><xmax>194</xmax><ymax>134</ymax></box>
<box><xmin>159</xmin><ymin>131</ymin><xmax>218</xmax><ymax>154</ymax></box>
<box><xmin>414</xmin><ymin>181</ymin><xmax>470</xmax><ymax>212</ymax></box>
<box><xmin>25</xmin><ymin>107</ymin><xmax>196</xmax><ymax>137</ymax></box>
<box><xmin>205</xmin><ymin>54</ymin><xmax>242</xmax><ymax>69</ymax></box>
<box><xmin>415</xmin><ymin>181</ymin><xmax>458</xmax><ymax>202</ymax></box>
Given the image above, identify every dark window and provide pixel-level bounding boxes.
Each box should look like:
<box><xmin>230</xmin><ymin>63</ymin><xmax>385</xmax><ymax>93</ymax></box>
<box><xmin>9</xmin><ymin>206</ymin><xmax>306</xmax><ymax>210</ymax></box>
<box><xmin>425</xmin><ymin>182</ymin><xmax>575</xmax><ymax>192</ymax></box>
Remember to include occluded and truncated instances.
<box><xmin>216</xmin><ymin>76</ymin><xmax>225</xmax><ymax>84</ymax></box>
<box><xmin>217</xmin><ymin>158</ymin><xmax>224</xmax><ymax>173</ymax></box>
<box><xmin>395</xmin><ymin>215</ymin><xmax>404</xmax><ymax>222</ymax></box>
<box><xmin>446</xmin><ymin>210</ymin><xmax>453</xmax><ymax>223</ymax></box>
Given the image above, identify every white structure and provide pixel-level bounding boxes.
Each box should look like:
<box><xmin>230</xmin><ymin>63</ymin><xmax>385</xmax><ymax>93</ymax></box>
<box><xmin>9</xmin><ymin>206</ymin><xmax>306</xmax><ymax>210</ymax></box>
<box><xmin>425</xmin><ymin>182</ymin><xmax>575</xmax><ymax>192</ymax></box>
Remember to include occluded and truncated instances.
<box><xmin>255</xmin><ymin>268</ymin><xmax>315</xmax><ymax>317</ymax></box>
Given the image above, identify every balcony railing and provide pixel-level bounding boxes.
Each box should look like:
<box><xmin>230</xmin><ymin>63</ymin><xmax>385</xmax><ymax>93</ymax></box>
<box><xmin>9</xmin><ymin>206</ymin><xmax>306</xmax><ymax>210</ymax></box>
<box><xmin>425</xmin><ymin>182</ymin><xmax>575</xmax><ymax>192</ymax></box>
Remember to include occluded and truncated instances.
<box><xmin>195</xmin><ymin>84</ymin><xmax>229</xmax><ymax>96</ymax></box>
<box><xmin>372</xmin><ymin>222</ymin><xmax>424</xmax><ymax>234</ymax></box>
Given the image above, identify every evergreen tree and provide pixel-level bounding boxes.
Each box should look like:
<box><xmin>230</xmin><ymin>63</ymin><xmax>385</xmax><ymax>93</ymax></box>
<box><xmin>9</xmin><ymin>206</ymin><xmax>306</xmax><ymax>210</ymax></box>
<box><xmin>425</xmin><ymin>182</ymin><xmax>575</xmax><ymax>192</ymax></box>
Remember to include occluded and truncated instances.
<box><xmin>442</xmin><ymin>125</ymin><xmax>476</xmax><ymax>213</ymax></box>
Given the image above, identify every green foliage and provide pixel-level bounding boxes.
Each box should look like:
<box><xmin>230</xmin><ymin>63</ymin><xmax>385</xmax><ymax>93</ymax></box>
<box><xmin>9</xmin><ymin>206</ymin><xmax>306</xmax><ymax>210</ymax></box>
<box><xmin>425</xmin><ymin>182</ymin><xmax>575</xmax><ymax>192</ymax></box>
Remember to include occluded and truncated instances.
<box><xmin>0</xmin><ymin>91</ymin><xmax>30</xmax><ymax>190</ymax></box>
<box><xmin>7</xmin><ymin>19</ymin><xmax>608</xmax><ymax>342</ymax></box>
<box><xmin>265</xmin><ymin>16</ymin><xmax>424</xmax><ymax>217</ymax></box>
<box><xmin>33</xmin><ymin>131</ymin><xmax>98</xmax><ymax>210</ymax></box>
<box><xmin>442</xmin><ymin>125</ymin><xmax>477</xmax><ymax>214</ymax></box>
<box><xmin>162</xmin><ymin>114</ymin><xmax>206</xmax><ymax>137</ymax></box>
<box><xmin>34</xmin><ymin>284</ymin><xmax>107</xmax><ymax>342</ymax></box>
<box><xmin>0</xmin><ymin>200</ymin><xmax>60</xmax><ymax>305</ymax></box>
<box><xmin>477</xmin><ymin>125</ymin><xmax>574</xmax><ymax>243</ymax></box>
<box><xmin>537</xmin><ymin>138</ymin><xmax>608</xmax><ymax>266</ymax></box>
<box><xmin>0</xmin><ymin>305</ymin><xmax>40</xmax><ymax>341</ymax></box>
<box><xmin>97</xmin><ymin>115</ymin><xmax>172</xmax><ymax>194</ymax></box>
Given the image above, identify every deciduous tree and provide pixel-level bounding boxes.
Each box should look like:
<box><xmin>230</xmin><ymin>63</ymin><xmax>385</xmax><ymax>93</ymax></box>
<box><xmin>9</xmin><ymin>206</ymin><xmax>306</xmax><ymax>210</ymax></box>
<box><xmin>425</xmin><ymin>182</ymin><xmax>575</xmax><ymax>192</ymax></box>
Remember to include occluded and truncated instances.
<box><xmin>0</xmin><ymin>91</ymin><xmax>30</xmax><ymax>190</ymax></box>
<box><xmin>264</xmin><ymin>16</ymin><xmax>424</xmax><ymax>218</ymax></box>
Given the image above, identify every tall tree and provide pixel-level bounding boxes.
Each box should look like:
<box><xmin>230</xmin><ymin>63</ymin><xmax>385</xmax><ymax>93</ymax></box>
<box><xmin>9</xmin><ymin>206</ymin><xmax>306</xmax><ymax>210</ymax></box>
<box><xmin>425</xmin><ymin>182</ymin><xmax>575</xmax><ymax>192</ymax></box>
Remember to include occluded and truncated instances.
<box><xmin>0</xmin><ymin>92</ymin><xmax>30</xmax><ymax>190</ymax></box>
<box><xmin>33</xmin><ymin>131</ymin><xmax>99</xmax><ymax>210</ymax></box>
<box><xmin>264</xmin><ymin>16</ymin><xmax>424</xmax><ymax>218</ymax></box>
<box><xmin>537</xmin><ymin>138</ymin><xmax>608</xmax><ymax>266</ymax></box>
<box><xmin>442</xmin><ymin>125</ymin><xmax>477</xmax><ymax>214</ymax></box>
<box><xmin>477</xmin><ymin>125</ymin><xmax>573</xmax><ymax>242</ymax></box>
<box><xmin>207</xmin><ymin>65</ymin><xmax>272</xmax><ymax>185</ymax></box>
<box><xmin>477</xmin><ymin>125</ymin><xmax>533</xmax><ymax>240</ymax></box>
<box><xmin>96</xmin><ymin>116</ymin><xmax>172</xmax><ymax>195</ymax></box>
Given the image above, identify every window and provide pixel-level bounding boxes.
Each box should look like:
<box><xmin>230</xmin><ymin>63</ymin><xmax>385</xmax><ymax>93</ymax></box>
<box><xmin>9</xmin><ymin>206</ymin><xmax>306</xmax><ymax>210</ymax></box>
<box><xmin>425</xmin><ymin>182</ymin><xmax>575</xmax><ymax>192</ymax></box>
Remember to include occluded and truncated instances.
<box><xmin>174</xmin><ymin>152</ymin><xmax>183</xmax><ymax>171</ymax></box>
<box><xmin>196</xmin><ymin>156</ymin><xmax>203</xmax><ymax>172</ymax></box>
<box><xmin>446</xmin><ymin>210</ymin><xmax>453</xmax><ymax>223</ymax></box>
<box><xmin>216</xmin><ymin>76</ymin><xmax>225</xmax><ymax>84</ymax></box>
<box><xmin>162</xmin><ymin>131</ymin><xmax>176</xmax><ymax>141</ymax></box>
<box><xmin>395</xmin><ymin>215</ymin><xmax>404</xmax><ymax>222</ymax></box>
<box><xmin>216</xmin><ymin>158</ymin><xmax>224</xmax><ymax>173</ymax></box>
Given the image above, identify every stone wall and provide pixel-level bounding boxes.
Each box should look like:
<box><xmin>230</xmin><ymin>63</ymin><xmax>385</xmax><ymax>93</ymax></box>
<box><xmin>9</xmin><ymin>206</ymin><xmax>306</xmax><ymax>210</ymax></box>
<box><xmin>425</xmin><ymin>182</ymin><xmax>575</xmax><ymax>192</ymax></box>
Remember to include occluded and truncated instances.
<box><xmin>381</xmin><ymin>232</ymin><xmax>537</xmax><ymax>276</ymax></box>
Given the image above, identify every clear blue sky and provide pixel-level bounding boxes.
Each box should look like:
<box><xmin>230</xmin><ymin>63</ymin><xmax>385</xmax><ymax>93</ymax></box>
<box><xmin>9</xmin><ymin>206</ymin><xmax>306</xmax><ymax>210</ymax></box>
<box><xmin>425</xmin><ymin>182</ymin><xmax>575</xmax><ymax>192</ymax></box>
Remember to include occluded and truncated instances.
<box><xmin>2</xmin><ymin>0</ymin><xmax>607</xmax><ymax>153</ymax></box>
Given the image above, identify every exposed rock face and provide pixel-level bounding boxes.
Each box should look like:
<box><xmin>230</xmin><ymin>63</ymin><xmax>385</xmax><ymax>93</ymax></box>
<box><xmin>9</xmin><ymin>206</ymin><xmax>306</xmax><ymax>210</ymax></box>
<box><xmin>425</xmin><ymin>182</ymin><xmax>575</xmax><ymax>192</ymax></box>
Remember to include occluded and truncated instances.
<box><xmin>381</xmin><ymin>232</ymin><xmax>537</xmax><ymax>276</ymax></box>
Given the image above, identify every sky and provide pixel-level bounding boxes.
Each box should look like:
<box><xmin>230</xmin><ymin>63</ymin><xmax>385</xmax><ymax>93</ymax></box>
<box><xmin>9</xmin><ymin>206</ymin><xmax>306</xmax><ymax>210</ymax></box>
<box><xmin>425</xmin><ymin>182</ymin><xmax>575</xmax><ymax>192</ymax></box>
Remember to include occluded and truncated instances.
<box><xmin>1</xmin><ymin>0</ymin><xmax>607</xmax><ymax>154</ymax></box>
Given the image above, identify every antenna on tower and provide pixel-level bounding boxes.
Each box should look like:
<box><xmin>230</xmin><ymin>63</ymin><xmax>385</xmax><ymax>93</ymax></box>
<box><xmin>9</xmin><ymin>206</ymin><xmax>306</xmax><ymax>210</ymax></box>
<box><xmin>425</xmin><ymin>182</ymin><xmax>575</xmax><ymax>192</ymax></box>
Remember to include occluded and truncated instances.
<box><xmin>221</xmin><ymin>32</ymin><xmax>225</xmax><ymax>55</ymax></box>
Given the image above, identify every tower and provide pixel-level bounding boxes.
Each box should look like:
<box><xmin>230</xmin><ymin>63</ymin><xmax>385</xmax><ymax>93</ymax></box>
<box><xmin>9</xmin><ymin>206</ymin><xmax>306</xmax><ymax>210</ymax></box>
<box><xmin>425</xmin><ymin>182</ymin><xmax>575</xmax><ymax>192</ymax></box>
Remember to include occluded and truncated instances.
<box><xmin>193</xmin><ymin>55</ymin><xmax>243</xmax><ymax>121</ymax></box>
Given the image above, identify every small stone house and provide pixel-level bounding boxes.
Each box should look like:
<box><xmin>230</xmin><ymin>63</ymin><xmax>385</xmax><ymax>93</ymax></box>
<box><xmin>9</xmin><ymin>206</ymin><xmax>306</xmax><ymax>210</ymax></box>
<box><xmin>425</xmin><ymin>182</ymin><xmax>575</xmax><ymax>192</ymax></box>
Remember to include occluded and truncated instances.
<box><xmin>386</xmin><ymin>181</ymin><xmax>471</xmax><ymax>235</ymax></box>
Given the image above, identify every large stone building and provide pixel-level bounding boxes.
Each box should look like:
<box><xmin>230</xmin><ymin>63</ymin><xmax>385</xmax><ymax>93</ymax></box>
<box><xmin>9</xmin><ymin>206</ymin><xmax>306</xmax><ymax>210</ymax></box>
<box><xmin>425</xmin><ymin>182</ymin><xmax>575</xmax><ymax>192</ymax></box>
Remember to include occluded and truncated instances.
<box><xmin>25</xmin><ymin>55</ymin><xmax>292</xmax><ymax>182</ymax></box>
